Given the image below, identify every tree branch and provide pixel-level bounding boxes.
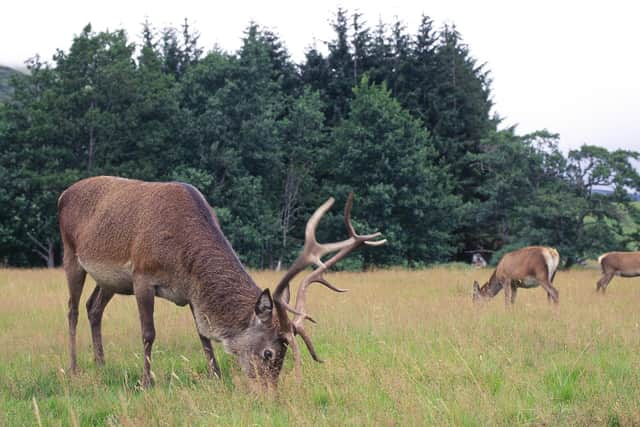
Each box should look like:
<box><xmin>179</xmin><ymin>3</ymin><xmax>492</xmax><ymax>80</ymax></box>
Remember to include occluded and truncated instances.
<box><xmin>27</xmin><ymin>232</ymin><xmax>49</xmax><ymax>253</ymax></box>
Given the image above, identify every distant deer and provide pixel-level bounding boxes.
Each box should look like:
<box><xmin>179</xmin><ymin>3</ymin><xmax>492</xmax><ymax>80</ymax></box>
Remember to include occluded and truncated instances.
<box><xmin>596</xmin><ymin>252</ymin><xmax>640</xmax><ymax>293</ymax></box>
<box><xmin>471</xmin><ymin>252</ymin><xmax>487</xmax><ymax>268</ymax></box>
<box><xmin>58</xmin><ymin>176</ymin><xmax>385</xmax><ymax>388</ymax></box>
<box><xmin>472</xmin><ymin>246</ymin><xmax>560</xmax><ymax>304</ymax></box>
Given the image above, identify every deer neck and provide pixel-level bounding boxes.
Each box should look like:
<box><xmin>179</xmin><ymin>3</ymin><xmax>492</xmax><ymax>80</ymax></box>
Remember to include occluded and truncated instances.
<box><xmin>480</xmin><ymin>272</ymin><xmax>503</xmax><ymax>298</ymax></box>
<box><xmin>187</xmin><ymin>238</ymin><xmax>262</xmax><ymax>344</ymax></box>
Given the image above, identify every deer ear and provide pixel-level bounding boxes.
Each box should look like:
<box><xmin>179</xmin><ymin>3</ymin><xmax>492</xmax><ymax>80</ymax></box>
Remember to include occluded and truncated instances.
<box><xmin>255</xmin><ymin>289</ymin><xmax>274</xmax><ymax>323</ymax></box>
<box><xmin>473</xmin><ymin>281</ymin><xmax>480</xmax><ymax>292</ymax></box>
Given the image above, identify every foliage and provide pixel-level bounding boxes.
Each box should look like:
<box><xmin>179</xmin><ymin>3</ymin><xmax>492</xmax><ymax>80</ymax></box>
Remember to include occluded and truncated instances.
<box><xmin>327</xmin><ymin>77</ymin><xmax>461</xmax><ymax>266</ymax></box>
<box><xmin>0</xmin><ymin>65</ymin><xmax>20</xmax><ymax>103</ymax></box>
<box><xmin>0</xmin><ymin>10</ymin><xmax>638</xmax><ymax>268</ymax></box>
<box><xmin>469</xmin><ymin>131</ymin><xmax>640</xmax><ymax>266</ymax></box>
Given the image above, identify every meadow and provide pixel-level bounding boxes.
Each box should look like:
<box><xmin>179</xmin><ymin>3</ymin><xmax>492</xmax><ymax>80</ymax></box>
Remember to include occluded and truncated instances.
<box><xmin>1</xmin><ymin>266</ymin><xmax>639</xmax><ymax>426</ymax></box>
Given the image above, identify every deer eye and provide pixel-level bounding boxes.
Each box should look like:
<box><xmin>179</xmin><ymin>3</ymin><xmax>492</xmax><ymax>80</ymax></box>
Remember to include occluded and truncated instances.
<box><xmin>263</xmin><ymin>349</ymin><xmax>273</xmax><ymax>361</ymax></box>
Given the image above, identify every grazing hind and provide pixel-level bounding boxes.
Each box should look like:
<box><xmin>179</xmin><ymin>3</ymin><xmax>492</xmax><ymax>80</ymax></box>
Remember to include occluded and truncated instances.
<box><xmin>472</xmin><ymin>246</ymin><xmax>560</xmax><ymax>305</ymax></box>
<box><xmin>596</xmin><ymin>251</ymin><xmax>640</xmax><ymax>293</ymax></box>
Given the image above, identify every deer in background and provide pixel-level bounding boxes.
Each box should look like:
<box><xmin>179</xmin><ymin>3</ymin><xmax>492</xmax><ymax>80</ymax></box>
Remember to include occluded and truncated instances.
<box><xmin>472</xmin><ymin>246</ymin><xmax>560</xmax><ymax>305</ymax></box>
<box><xmin>596</xmin><ymin>252</ymin><xmax>640</xmax><ymax>293</ymax></box>
<box><xmin>58</xmin><ymin>176</ymin><xmax>385</xmax><ymax>388</ymax></box>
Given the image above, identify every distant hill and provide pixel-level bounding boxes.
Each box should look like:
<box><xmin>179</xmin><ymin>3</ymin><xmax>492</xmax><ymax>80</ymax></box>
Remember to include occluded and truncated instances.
<box><xmin>592</xmin><ymin>188</ymin><xmax>640</xmax><ymax>201</ymax></box>
<box><xmin>0</xmin><ymin>65</ymin><xmax>21</xmax><ymax>102</ymax></box>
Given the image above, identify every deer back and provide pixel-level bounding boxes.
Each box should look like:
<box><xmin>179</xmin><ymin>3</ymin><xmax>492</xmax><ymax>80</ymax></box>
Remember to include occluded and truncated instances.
<box><xmin>495</xmin><ymin>246</ymin><xmax>558</xmax><ymax>282</ymax></box>
<box><xmin>599</xmin><ymin>251</ymin><xmax>640</xmax><ymax>276</ymax></box>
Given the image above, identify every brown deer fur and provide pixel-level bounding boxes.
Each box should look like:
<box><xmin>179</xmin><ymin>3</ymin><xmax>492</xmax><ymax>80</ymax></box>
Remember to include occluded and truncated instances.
<box><xmin>472</xmin><ymin>246</ymin><xmax>560</xmax><ymax>304</ymax></box>
<box><xmin>596</xmin><ymin>252</ymin><xmax>640</xmax><ymax>293</ymax></box>
<box><xmin>59</xmin><ymin>176</ymin><xmax>288</xmax><ymax>387</ymax></box>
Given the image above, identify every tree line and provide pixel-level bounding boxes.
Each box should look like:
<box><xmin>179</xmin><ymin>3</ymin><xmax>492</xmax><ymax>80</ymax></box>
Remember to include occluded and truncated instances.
<box><xmin>1</xmin><ymin>10</ymin><xmax>639</xmax><ymax>269</ymax></box>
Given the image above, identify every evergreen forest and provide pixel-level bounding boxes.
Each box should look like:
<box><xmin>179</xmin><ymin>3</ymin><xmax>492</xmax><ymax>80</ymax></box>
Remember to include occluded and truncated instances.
<box><xmin>1</xmin><ymin>10</ymin><xmax>639</xmax><ymax>269</ymax></box>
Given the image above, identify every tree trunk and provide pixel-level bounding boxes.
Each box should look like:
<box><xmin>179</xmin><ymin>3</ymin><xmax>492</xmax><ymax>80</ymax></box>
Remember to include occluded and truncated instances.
<box><xmin>87</xmin><ymin>99</ymin><xmax>96</xmax><ymax>172</ymax></box>
<box><xmin>88</xmin><ymin>124</ymin><xmax>95</xmax><ymax>172</ymax></box>
<box><xmin>46</xmin><ymin>240</ymin><xmax>55</xmax><ymax>268</ymax></box>
<box><xmin>280</xmin><ymin>163</ymin><xmax>300</xmax><ymax>266</ymax></box>
<box><xmin>27</xmin><ymin>233</ymin><xmax>56</xmax><ymax>268</ymax></box>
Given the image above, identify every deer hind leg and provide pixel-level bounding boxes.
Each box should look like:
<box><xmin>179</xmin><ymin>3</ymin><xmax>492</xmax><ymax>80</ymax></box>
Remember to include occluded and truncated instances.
<box><xmin>134</xmin><ymin>277</ymin><xmax>156</xmax><ymax>388</ymax></box>
<box><xmin>596</xmin><ymin>271</ymin><xmax>615</xmax><ymax>293</ymax></box>
<box><xmin>64</xmin><ymin>253</ymin><xmax>86</xmax><ymax>373</ymax></box>
<box><xmin>189</xmin><ymin>304</ymin><xmax>222</xmax><ymax>379</ymax></box>
<box><xmin>541</xmin><ymin>279</ymin><xmax>559</xmax><ymax>304</ymax></box>
<box><xmin>86</xmin><ymin>285</ymin><xmax>114</xmax><ymax>365</ymax></box>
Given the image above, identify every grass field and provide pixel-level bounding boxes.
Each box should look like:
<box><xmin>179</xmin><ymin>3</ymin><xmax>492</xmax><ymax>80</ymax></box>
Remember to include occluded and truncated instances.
<box><xmin>1</xmin><ymin>266</ymin><xmax>640</xmax><ymax>426</ymax></box>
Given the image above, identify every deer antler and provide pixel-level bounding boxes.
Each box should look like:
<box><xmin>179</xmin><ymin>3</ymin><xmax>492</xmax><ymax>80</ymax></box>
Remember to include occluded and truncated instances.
<box><xmin>273</xmin><ymin>193</ymin><xmax>386</xmax><ymax>372</ymax></box>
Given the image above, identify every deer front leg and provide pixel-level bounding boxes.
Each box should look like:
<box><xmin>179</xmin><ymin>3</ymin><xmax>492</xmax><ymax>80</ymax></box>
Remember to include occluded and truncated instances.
<box><xmin>198</xmin><ymin>335</ymin><xmax>221</xmax><ymax>379</ymax></box>
<box><xmin>503</xmin><ymin>280</ymin><xmax>512</xmax><ymax>306</ymax></box>
<box><xmin>134</xmin><ymin>279</ymin><xmax>156</xmax><ymax>388</ymax></box>
<box><xmin>510</xmin><ymin>284</ymin><xmax>518</xmax><ymax>304</ymax></box>
<box><xmin>189</xmin><ymin>304</ymin><xmax>222</xmax><ymax>379</ymax></box>
<box><xmin>596</xmin><ymin>272</ymin><xmax>614</xmax><ymax>293</ymax></box>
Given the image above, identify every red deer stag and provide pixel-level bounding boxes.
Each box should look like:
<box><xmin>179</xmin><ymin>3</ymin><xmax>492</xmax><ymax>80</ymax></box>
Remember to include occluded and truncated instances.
<box><xmin>58</xmin><ymin>176</ymin><xmax>385</xmax><ymax>387</ymax></box>
<box><xmin>596</xmin><ymin>252</ymin><xmax>640</xmax><ymax>293</ymax></box>
<box><xmin>472</xmin><ymin>246</ymin><xmax>560</xmax><ymax>304</ymax></box>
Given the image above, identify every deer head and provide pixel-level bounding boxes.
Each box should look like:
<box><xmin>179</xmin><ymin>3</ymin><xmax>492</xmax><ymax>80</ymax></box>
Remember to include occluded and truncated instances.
<box><xmin>226</xmin><ymin>289</ymin><xmax>289</xmax><ymax>386</ymax></box>
<box><xmin>472</xmin><ymin>280</ymin><xmax>481</xmax><ymax>302</ymax></box>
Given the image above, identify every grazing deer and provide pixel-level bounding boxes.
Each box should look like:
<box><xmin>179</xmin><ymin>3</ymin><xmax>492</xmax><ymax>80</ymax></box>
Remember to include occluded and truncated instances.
<box><xmin>58</xmin><ymin>176</ymin><xmax>385</xmax><ymax>387</ymax></box>
<box><xmin>472</xmin><ymin>246</ymin><xmax>560</xmax><ymax>304</ymax></box>
<box><xmin>471</xmin><ymin>252</ymin><xmax>487</xmax><ymax>268</ymax></box>
<box><xmin>596</xmin><ymin>252</ymin><xmax>640</xmax><ymax>293</ymax></box>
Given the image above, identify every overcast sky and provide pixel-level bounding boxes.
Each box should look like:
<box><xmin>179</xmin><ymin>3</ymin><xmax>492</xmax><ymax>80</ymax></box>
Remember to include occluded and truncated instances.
<box><xmin>2</xmin><ymin>0</ymin><xmax>639</xmax><ymax>153</ymax></box>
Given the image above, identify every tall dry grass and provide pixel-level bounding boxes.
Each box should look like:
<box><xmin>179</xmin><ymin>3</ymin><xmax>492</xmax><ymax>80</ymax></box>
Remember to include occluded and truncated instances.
<box><xmin>1</xmin><ymin>266</ymin><xmax>639</xmax><ymax>425</ymax></box>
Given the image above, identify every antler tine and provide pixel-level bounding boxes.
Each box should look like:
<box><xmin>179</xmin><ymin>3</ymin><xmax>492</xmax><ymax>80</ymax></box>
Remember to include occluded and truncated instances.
<box><xmin>296</xmin><ymin>325</ymin><xmax>323</xmax><ymax>362</ymax></box>
<box><xmin>305</xmin><ymin>197</ymin><xmax>335</xmax><ymax>245</ymax></box>
<box><xmin>344</xmin><ymin>192</ymin><xmax>357</xmax><ymax>238</ymax></box>
<box><xmin>280</xmin><ymin>274</ymin><xmax>347</xmax><ymax>325</ymax></box>
<box><xmin>273</xmin><ymin>197</ymin><xmax>336</xmax><ymax>303</ymax></box>
<box><xmin>318</xmin><ymin>193</ymin><xmax>385</xmax><ymax>254</ymax></box>
<box><xmin>344</xmin><ymin>192</ymin><xmax>386</xmax><ymax>244</ymax></box>
<box><xmin>279</xmin><ymin>272</ymin><xmax>347</xmax><ymax>324</ymax></box>
<box><xmin>365</xmin><ymin>239</ymin><xmax>387</xmax><ymax>246</ymax></box>
<box><xmin>313</xmin><ymin>277</ymin><xmax>348</xmax><ymax>293</ymax></box>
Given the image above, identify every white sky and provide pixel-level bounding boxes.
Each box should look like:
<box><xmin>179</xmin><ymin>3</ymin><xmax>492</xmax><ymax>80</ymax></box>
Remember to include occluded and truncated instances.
<box><xmin>2</xmin><ymin>0</ymin><xmax>639</xmax><ymax>152</ymax></box>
